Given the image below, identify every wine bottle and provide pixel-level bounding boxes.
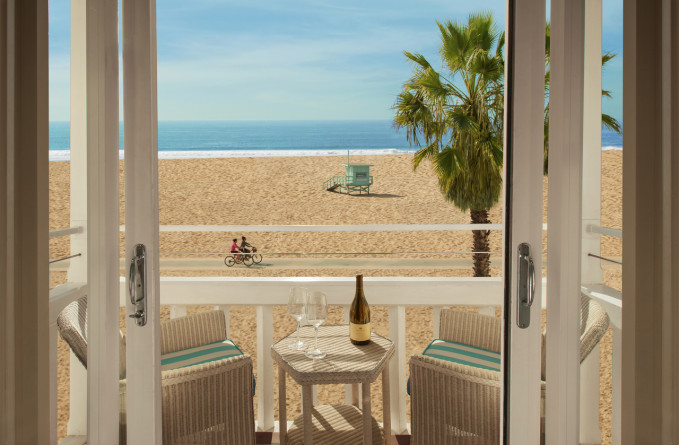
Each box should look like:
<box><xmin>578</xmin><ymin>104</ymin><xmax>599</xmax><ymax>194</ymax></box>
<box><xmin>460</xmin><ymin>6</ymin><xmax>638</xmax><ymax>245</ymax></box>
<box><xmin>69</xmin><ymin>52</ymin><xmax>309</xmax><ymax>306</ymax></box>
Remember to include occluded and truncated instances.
<box><xmin>350</xmin><ymin>274</ymin><xmax>371</xmax><ymax>345</ymax></box>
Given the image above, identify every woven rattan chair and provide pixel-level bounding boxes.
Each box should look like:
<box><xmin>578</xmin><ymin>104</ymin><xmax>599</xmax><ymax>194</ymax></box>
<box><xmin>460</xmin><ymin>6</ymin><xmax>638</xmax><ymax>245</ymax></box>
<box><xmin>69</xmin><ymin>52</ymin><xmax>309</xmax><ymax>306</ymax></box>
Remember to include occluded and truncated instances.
<box><xmin>57</xmin><ymin>297</ymin><xmax>255</xmax><ymax>445</ymax></box>
<box><xmin>409</xmin><ymin>294</ymin><xmax>610</xmax><ymax>445</ymax></box>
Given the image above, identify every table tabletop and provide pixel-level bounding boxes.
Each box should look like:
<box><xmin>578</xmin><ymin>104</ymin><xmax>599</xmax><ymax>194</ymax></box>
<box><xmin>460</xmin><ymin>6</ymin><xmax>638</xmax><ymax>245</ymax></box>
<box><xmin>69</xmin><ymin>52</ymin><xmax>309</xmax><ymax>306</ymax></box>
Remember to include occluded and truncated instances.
<box><xmin>271</xmin><ymin>324</ymin><xmax>394</xmax><ymax>385</ymax></box>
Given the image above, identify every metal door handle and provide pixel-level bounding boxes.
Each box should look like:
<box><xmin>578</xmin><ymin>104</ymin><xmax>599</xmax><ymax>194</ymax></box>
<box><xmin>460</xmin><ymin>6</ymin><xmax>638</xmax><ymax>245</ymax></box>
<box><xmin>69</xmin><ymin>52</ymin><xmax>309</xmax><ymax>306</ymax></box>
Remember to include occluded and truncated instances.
<box><xmin>128</xmin><ymin>244</ymin><xmax>147</xmax><ymax>326</ymax></box>
<box><xmin>517</xmin><ymin>243</ymin><xmax>535</xmax><ymax>329</ymax></box>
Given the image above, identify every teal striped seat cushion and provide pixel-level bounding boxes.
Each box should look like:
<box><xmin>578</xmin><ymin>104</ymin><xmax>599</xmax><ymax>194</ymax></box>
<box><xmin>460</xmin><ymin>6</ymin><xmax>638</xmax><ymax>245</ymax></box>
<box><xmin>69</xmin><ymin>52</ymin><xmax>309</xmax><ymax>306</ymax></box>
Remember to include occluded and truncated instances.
<box><xmin>161</xmin><ymin>339</ymin><xmax>255</xmax><ymax>396</ymax></box>
<box><xmin>407</xmin><ymin>339</ymin><xmax>501</xmax><ymax>395</ymax></box>
<box><xmin>161</xmin><ymin>339</ymin><xmax>244</xmax><ymax>371</ymax></box>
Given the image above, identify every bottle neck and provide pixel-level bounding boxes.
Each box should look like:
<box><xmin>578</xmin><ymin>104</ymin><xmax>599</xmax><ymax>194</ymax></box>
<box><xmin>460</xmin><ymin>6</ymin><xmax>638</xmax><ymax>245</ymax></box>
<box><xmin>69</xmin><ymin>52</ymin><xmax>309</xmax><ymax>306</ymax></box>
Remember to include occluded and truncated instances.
<box><xmin>355</xmin><ymin>275</ymin><xmax>363</xmax><ymax>293</ymax></box>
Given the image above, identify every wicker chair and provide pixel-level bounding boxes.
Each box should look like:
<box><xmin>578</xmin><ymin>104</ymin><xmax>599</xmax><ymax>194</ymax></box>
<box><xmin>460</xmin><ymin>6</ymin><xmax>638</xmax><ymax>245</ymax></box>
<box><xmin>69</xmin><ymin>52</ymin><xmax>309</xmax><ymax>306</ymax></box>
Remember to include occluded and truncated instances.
<box><xmin>57</xmin><ymin>297</ymin><xmax>256</xmax><ymax>445</ymax></box>
<box><xmin>409</xmin><ymin>294</ymin><xmax>610</xmax><ymax>445</ymax></box>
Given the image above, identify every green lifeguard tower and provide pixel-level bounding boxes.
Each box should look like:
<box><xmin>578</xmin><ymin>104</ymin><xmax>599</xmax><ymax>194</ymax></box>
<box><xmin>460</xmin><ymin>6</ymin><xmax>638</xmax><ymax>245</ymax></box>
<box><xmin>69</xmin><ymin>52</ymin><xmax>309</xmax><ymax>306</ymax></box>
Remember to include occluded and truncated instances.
<box><xmin>323</xmin><ymin>158</ymin><xmax>373</xmax><ymax>195</ymax></box>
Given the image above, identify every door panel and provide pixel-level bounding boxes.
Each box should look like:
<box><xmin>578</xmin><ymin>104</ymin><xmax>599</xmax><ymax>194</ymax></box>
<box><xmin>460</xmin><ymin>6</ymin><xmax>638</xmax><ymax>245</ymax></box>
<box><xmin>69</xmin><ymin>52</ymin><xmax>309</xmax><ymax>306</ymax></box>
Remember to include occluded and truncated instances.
<box><xmin>123</xmin><ymin>0</ymin><xmax>162</xmax><ymax>442</ymax></box>
<box><xmin>503</xmin><ymin>0</ymin><xmax>546</xmax><ymax>443</ymax></box>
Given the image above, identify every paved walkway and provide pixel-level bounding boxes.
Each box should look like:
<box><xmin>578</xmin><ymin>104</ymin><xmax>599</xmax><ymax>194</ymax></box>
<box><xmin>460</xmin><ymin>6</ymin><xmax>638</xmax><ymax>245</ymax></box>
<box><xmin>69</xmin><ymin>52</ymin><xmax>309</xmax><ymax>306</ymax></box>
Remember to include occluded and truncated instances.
<box><xmin>50</xmin><ymin>257</ymin><xmax>497</xmax><ymax>271</ymax></box>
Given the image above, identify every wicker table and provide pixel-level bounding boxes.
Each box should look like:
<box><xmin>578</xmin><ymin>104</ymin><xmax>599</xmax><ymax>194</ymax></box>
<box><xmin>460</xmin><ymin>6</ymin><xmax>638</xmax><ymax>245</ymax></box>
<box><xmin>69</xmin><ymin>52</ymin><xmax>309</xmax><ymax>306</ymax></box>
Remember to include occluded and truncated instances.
<box><xmin>271</xmin><ymin>325</ymin><xmax>394</xmax><ymax>445</ymax></box>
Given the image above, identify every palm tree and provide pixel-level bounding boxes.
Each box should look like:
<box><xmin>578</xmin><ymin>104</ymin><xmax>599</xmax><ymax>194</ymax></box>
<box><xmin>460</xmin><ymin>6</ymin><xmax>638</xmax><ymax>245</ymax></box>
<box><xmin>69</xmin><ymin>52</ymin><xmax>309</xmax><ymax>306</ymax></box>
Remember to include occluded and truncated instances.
<box><xmin>543</xmin><ymin>22</ymin><xmax>621</xmax><ymax>173</ymax></box>
<box><xmin>394</xmin><ymin>13</ymin><xmax>504</xmax><ymax>277</ymax></box>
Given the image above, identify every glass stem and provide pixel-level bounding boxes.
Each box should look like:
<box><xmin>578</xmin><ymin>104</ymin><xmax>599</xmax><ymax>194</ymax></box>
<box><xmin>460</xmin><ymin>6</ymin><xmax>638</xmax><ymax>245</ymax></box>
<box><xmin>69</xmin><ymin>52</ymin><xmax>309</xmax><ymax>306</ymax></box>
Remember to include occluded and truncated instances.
<box><xmin>314</xmin><ymin>325</ymin><xmax>319</xmax><ymax>351</ymax></box>
<box><xmin>296</xmin><ymin>320</ymin><xmax>301</xmax><ymax>345</ymax></box>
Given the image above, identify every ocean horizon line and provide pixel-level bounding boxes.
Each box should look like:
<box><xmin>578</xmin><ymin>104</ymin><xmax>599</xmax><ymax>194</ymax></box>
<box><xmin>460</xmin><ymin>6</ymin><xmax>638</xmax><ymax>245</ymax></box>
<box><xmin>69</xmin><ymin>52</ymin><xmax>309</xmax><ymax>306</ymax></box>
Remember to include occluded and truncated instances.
<box><xmin>49</xmin><ymin>146</ymin><xmax>622</xmax><ymax>162</ymax></box>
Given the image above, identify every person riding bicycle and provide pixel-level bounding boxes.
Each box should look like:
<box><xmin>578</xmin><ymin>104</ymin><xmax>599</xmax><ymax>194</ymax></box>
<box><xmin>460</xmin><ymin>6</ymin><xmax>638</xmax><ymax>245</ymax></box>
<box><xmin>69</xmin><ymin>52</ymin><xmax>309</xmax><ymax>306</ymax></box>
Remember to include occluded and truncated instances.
<box><xmin>240</xmin><ymin>236</ymin><xmax>252</xmax><ymax>254</ymax></box>
<box><xmin>230</xmin><ymin>238</ymin><xmax>241</xmax><ymax>260</ymax></box>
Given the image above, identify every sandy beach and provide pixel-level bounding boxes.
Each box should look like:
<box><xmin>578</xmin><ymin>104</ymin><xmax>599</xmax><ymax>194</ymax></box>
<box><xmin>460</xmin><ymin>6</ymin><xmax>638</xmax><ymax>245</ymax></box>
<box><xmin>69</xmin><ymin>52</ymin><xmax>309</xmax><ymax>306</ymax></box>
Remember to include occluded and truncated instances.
<box><xmin>50</xmin><ymin>151</ymin><xmax>622</xmax><ymax>443</ymax></box>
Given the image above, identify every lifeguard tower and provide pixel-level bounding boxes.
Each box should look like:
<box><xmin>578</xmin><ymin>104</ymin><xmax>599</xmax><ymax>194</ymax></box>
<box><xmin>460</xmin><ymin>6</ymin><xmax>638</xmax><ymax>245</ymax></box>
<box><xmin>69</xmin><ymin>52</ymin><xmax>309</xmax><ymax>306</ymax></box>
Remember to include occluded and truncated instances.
<box><xmin>323</xmin><ymin>161</ymin><xmax>373</xmax><ymax>195</ymax></box>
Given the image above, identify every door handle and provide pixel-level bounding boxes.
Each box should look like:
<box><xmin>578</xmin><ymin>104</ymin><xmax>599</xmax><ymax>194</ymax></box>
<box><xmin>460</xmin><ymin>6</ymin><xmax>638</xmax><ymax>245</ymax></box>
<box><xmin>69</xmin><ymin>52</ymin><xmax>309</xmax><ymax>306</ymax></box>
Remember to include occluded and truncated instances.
<box><xmin>128</xmin><ymin>244</ymin><xmax>147</xmax><ymax>326</ymax></box>
<box><xmin>516</xmin><ymin>242</ymin><xmax>535</xmax><ymax>329</ymax></box>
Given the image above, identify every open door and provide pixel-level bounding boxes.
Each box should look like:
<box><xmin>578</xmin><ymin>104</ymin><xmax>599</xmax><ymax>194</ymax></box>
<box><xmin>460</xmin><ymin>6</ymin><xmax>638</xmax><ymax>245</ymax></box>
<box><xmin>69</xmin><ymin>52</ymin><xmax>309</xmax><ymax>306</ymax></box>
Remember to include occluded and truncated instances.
<box><xmin>123</xmin><ymin>0</ymin><xmax>163</xmax><ymax>443</ymax></box>
<box><xmin>503</xmin><ymin>0</ymin><xmax>545</xmax><ymax>443</ymax></box>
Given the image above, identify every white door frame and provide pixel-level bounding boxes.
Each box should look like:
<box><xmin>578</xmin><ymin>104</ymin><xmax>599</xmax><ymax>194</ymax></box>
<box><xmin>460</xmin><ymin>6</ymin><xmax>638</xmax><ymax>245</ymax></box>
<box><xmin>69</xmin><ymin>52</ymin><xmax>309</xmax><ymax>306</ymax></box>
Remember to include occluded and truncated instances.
<box><xmin>503</xmin><ymin>0</ymin><xmax>546</xmax><ymax>443</ymax></box>
<box><xmin>123</xmin><ymin>0</ymin><xmax>163</xmax><ymax>442</ymax></box>
<box><xmin>73</xmin><ymin>0</ymin><xmax>123</xmax><ymax>442</ymax></box>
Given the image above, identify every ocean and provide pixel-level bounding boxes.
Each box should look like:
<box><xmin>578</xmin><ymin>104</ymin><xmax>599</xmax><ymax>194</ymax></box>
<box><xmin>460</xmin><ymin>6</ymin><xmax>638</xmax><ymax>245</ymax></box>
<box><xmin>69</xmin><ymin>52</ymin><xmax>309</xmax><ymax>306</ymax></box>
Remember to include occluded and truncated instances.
<box><xmin>48</xmin><ymin>120</ymin><xmax>623</xmax><ymax>162</ymax></box>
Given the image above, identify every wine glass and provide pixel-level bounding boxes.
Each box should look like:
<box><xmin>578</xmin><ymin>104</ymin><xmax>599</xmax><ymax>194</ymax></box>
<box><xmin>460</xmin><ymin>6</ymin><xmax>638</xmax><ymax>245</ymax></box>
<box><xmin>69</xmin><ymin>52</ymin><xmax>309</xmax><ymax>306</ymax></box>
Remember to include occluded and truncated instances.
<box><xmin>304</xmin><ymin>291</ymin><xmax>328</xmax><ymax>359</ymax></box>
<box><xmin>287</xmin><ymin>287</ymin><xmax>308</xmax><ymax>350</ymax></box>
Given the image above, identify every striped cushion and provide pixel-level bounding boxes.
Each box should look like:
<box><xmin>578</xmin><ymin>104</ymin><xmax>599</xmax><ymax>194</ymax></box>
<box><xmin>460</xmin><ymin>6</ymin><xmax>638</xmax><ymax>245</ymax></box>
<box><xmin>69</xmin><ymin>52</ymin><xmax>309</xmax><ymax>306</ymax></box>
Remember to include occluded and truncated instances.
<box><xmin>422</xmin><ymin>339</ymin><xmax>501</xmax><ymax>371</ymax></box>
<box><xmin>161</xmin><ymin>339</ymin><xmax>244</xmax><ymax>371</ymax></box>
<box><xmin>407</xmin><ymin>339</ymin><xmax>501</xmax><ymax>395</ymax></box>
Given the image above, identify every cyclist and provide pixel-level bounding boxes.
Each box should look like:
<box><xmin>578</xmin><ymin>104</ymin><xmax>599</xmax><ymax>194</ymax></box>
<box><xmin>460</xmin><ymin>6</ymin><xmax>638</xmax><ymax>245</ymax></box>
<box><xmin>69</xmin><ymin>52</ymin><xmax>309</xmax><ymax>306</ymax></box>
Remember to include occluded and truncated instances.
<box><xmin>230</xmin><ymin>238</ymin><xmax>241</xmax><ymax>261</ymax></box>
<box><xmin>240</xmin><ymin>236</ymin><xmax>252</xmax><ymax>254</ymax></box>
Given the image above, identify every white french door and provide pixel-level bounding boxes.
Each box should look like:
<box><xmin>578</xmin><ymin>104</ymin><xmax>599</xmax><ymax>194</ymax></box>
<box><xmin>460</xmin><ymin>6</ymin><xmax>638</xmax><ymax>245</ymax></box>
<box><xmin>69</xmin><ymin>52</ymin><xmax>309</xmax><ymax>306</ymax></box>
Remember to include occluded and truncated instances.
<box><xmin>503</xmin><ymin>0</ymin><xmax>545</xmax><ymax>443</ymax></box>
<box><xmin>122</xmin><ymin>0</ymin><xmax>163</xmax><ymax>443</ymax></box>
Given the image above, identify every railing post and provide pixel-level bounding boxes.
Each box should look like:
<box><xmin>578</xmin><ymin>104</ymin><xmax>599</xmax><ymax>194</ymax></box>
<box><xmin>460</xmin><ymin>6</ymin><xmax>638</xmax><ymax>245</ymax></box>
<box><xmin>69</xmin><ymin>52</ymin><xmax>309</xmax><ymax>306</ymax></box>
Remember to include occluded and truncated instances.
<box><xmin>433</xmin><ymin>306</ymin><xmax>442</xmax><ymax>339</ymax></box>
<box><xmin>67</xmin><ymin>351</ymin><xmax>88</xmax><ymax>436</ymax></box>
<box><xmin>580</xmin><ymin>344</ymin><xmax>602</xmax><ymax>443</ymax></box>
<box><xmin>388</xmin><ymin>305</ymin><xmax>407</xmax><ymax>434</ymax></box>
<box><xmin>169</xmin><ymin>305</ymin><xmax>186</xmax><ymax>319</ymax></box>
<box><xmin>256</xmin><ymin>305</ymin><xmax>274</xmax><ymax>431</ymax></box>
<box><xmin>478</xmin><ymin>306</ymin><xmax>495</xmax><ymax>317</ymax></box>
<box><xmin>215</xmin><ymin>305</ymin><xmax>230</xmax><ymax>336</ymax></box>
<box><xmin>342</xmin><ymin>305</ymin><xmax>353</xmax><ymax>405</ymax></box>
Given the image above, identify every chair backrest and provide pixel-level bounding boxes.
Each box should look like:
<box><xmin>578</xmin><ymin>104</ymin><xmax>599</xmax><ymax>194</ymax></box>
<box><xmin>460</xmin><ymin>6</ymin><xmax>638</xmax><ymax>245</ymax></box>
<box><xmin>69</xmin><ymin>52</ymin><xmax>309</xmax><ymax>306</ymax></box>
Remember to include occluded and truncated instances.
<box><xmin>540</xmin><ymin>294</ymin><xmax>610</xmax><ymax>379</ymax></box>
<box><xmin>579</xmin><ymin>294</ymin><xmax>610</xmax><ymax>361</ymax></box>
<box><xmin>57</xmin><ymin>296</ymin><xmax>127</xmax><ymax>379</ymax></box>
<box><xmin>56</xmin><ymin>296</ymin><xmax>89</xmax><ymax>369</ymax></box>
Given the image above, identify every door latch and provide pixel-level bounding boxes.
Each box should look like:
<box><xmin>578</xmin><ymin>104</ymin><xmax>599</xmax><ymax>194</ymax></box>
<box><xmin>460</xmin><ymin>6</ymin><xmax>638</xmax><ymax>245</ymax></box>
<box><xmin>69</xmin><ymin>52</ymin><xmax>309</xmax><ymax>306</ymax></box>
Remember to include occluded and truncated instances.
<box><xmin>516</xmin><ymin>243</ymin><xmax>535</xmax><ymax>329</ymax></box>
<box><xmin>128</xmin><ymin>244</ymin><xmax>147</xmax><ymax>326</ymax></box>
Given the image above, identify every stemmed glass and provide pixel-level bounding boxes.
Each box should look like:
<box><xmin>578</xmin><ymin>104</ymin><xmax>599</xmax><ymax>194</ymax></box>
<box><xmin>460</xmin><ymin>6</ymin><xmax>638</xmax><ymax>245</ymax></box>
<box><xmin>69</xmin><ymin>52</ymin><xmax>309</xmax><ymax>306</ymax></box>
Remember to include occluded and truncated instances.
<box><xmin>304</xmin><ymin>291</ymin><xmax>328</xmax><ymax>359</ymax></box>
<box><xmin>287</xmin><ymin>287</ymin><xmax>308</xmax><ymax>350</ymax></box>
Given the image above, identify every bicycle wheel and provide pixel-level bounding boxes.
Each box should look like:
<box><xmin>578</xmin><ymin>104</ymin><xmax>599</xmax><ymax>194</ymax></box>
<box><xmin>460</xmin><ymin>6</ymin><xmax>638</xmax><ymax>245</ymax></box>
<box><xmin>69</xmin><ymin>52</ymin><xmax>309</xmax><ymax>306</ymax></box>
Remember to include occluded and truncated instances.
<box><xmin>243</xmin><ymin>255</ymin><xmax>254</xmax><ymax>267</ymax></box>
<box><xmin>252</xmin><ymin>254</ymin><xmax>263</xmax><ymax>264</ymax></box>
<box><xmin>224</xmin><ymin>256</ymin><xmax>235</xmax><ymax>267</ymax></box>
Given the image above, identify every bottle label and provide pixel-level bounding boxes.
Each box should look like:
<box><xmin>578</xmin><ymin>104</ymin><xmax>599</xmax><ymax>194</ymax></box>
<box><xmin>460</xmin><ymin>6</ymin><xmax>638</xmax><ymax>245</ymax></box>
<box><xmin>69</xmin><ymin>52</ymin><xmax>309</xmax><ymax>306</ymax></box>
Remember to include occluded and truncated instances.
<box><xmin>350</xmin><ymin>322</ymin><xmax>371</xmax><ymax>341</ymax></box>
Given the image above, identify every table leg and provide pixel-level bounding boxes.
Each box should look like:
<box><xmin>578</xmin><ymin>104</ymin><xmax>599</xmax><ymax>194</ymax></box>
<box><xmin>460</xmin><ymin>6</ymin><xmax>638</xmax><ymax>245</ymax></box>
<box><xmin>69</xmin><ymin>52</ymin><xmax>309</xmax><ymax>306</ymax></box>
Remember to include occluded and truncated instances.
<box><xmin>303</xmin><ymin>384</ymin><xmax>314</xmax><ymax>445</ymax></box>
<box><xmin>362</xmin><ymin>381</ymin><xmax>371</xmax><ymax>445</ymax></box>
<box><xmin>352</xmin><ymin>383</ymin><xmax>360</xmax><ymax>406</ymax></box>
<box><xmin>279</xmin><ymin>368</ymin><xmax>287</xmax><ymax>445</ymax></box>
<box><xmin>382</xmin><ymin>367</ymin><xmax>391</xmax><ymax>445</ymax></box>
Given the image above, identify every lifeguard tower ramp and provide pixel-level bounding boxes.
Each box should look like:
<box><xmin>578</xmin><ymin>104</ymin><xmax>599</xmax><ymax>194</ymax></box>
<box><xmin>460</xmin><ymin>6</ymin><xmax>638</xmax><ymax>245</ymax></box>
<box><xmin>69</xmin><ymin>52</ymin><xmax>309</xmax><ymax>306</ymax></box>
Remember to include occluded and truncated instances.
<box><xmin>324</xmin><ymin>163</ymin><xmax>373</xmax><ymax>195</ymax></box>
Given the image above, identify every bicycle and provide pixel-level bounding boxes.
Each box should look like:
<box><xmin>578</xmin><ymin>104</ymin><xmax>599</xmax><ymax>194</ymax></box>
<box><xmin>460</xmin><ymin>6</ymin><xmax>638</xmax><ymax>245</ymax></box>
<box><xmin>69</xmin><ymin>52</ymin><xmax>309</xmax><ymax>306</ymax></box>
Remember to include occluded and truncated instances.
<box><xmin>250</xmin><ymin>246</ymin><xmax>263</xmax><ymax>264</ymax></box>
<box><xmin>224</xmin><ymin>251</ymin><xmax>253</xmax><ymax>267</ymax></box>
<box><xmin>240</xmin><ymin>245</ymin><xmax>263</xmax><ymax>264</ymax></box>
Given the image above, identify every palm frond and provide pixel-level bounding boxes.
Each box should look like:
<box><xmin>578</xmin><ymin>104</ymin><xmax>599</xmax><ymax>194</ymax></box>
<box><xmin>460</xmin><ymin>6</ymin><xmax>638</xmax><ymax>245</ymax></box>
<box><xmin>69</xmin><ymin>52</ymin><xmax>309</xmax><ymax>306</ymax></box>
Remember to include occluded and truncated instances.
<box><xmin>602</xmin><ymin>113</ymin><xmax>622</xmax><ymax>134</ymax></box>
<box><xmin>404</xmin><ymin>51</ymin><xmax>432</xmax><ymax>70</ymax></box>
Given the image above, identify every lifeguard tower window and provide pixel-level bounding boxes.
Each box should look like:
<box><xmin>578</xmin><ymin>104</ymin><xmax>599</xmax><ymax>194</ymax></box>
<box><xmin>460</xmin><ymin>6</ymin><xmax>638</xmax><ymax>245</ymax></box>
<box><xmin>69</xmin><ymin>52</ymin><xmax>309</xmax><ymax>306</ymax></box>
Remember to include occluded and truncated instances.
<box><xmin>323</xmin><ymin>162</ymin><xmax>374</xmax><ymax>194</ymax></box>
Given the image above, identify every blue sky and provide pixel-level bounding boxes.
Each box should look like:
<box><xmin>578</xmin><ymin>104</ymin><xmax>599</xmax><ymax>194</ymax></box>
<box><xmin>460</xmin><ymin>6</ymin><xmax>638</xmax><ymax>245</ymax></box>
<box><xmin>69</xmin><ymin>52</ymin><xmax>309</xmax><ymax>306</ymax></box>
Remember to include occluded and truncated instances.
<box><xmin>48</xmin><ymin>0</ymin><xmax>623</xmax><ymax>122</ymax></box>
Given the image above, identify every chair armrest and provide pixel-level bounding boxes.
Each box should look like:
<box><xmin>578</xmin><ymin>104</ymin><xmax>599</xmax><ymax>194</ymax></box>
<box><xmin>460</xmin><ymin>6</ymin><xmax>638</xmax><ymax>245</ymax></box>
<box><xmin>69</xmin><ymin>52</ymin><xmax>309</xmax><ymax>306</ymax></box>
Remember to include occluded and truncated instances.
<box><xmin>121</xmin><ymin>355</ymin><xmax>255</xmax><ymax>445</ymax></box>
<box><xmin>162</xmin><ymin>354</ymin><xmax>255</xmax><ymax>444</ymax></box>
<box><xmin>439</xmin><ymin>309</ymin><xmax>501</xmax><ymax>353</ymax></box>
<box><xmin>160</xmin><ymin>310</ymin><xmax>227</xmax><ymax>354</ymax></box>
<box><xmin>409</xmin><ymin>354</ymin><xmax>501</xmax><ymax>444</ymax></box>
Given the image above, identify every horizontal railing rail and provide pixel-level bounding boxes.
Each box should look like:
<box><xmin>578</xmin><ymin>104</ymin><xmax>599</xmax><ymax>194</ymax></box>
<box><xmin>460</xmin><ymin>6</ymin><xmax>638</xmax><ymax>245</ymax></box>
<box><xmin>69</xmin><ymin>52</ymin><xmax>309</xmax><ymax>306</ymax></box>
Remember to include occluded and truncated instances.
<box><xmin>50</xmin><ymin>226</ymin><xmax>84</xmax><ymax>239</ymax></box>
<box><xmin>118</xmin><ymin>223</ymin><xmax>549</xmax><ymax>232</ymax></box>
<box><xmin>587</xmin><ymin>224</ymin><xmax>622</xmax><ymax>238</ymax></box>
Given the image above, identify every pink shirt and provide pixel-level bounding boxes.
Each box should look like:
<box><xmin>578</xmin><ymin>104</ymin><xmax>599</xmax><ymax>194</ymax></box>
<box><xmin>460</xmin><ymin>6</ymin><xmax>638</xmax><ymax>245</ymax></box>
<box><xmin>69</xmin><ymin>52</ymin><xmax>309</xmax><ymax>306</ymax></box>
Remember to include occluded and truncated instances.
<box><xmin>231</xmin><ymin>241</ymin><xmax>239</xmax><ymax>252</ymax></box>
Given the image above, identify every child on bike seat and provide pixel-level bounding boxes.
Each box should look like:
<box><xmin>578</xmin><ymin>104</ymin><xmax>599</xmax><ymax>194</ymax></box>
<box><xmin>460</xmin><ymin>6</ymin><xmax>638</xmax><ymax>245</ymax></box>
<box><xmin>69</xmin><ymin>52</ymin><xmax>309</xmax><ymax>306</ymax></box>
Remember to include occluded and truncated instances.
<box><xmin>230</xmin><ymin>238</ymin><xmax>240</xmax><ymax>253</ymax></box>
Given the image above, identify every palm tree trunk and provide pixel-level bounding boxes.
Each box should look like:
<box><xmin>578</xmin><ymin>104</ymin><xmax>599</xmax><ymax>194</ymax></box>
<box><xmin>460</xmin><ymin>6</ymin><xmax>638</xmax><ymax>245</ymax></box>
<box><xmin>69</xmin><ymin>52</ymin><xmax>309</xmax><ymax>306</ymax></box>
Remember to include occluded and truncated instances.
<box><xmin>470</xmin><ymin>209</ymin><xmax>491</xmax><ymax>277</ymax></box>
